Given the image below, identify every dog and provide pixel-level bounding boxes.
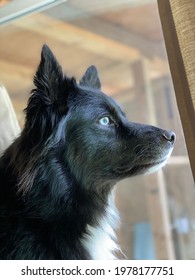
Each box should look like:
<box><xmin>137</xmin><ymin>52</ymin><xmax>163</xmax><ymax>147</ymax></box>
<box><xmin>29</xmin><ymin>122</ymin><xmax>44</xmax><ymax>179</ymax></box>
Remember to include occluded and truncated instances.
<box><xmin>0</xmin><ymin>45</ymin><xmax>175</xmax><ymax>259</ymax></box>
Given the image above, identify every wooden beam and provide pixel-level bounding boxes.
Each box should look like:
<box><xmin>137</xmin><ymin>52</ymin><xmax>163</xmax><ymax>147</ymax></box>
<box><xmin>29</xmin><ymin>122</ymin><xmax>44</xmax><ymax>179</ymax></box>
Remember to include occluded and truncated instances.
<box><xmin>158</xmin><ymin>0</ymin><xmax>195</xmax><ymax>181</ymax></box>
<box><xmin>14</xmin><ymin>13</ymin><xmax>140</xmax><ymax>62</ymax></box>
<box><xmin>131</xmin><ymin>58</ymin><xmax>175</xmax><ymax>259</ymax></box>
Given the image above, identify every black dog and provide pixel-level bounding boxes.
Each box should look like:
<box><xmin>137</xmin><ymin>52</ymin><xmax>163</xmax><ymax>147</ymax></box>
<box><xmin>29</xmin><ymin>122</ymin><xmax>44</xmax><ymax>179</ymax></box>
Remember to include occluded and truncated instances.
<box><xmin>0</xmin><ymin>45</ymin><xmax>175</xmax><ymax>259</ymax></box>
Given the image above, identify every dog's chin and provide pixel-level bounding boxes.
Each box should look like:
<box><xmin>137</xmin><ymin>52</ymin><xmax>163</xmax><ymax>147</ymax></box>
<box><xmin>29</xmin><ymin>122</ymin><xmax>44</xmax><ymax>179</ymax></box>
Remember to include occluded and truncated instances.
<box><xmin>114</xmin><ymin>160</ymin><xmax>165</xmax><ymax>177</ymax></box>
<box><xmin>114</xmin><ymin>149</ymin><xmax>173</xmax><ymax>177</ymax></box>
<box><xmin>140</xmin><ymin>160</ymin><xmax>167</xmax><ymax>175</ymax></box>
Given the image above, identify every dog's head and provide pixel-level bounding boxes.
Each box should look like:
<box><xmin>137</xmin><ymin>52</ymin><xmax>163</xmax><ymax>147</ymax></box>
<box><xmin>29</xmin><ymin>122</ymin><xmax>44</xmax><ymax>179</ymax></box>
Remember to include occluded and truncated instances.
<box><xmin>24</xmin><ymin>45</ymin><xmax>175</xmax><ymax>187</ymax></box>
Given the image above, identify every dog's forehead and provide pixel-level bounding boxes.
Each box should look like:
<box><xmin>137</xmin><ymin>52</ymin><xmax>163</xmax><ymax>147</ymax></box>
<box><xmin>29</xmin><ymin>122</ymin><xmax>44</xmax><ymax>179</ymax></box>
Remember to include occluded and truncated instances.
<box><xmin>101</xmin><ymin>91</ymin><xmax>125</xmax><ymax>118</ymax></box>
<box><xmin>78</xmin><ymin>87</ymin><xmax>124</xmax><ymax>116</ymax></box>
<box><xmin>103</xmin><ymin>94</ymin><xmax>123</xmax><ymax>115</ymax></box>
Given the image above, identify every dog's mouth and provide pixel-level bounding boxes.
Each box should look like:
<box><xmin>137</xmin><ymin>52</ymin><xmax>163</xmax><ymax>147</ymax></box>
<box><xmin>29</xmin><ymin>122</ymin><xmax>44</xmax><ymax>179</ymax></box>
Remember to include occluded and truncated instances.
<box><xmin>114</xmin><ymin>159</ymin><xmax>167</xmax><ymax>176</ymax></box>
<box><xmin>114</xmin><ymin>146</ymin><xmax>174</xmax><ymax>177</ymax></box>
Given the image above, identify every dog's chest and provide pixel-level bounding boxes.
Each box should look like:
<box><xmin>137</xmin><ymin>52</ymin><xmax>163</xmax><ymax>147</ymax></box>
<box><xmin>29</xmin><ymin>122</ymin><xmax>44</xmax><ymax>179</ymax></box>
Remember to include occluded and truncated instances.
<box><xmin>81</xmin><ymin>202</ymin><xmax>120</xmax><ymax>259</ymax></box>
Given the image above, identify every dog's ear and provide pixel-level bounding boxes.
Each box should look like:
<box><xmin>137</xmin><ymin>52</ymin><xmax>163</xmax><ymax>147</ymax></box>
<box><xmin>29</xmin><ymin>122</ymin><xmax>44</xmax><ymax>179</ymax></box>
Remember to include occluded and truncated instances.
<box><xmin>24</xmin><ymin>45</ymin><xmax>71</xmax><ymax>143</ymax></box>
<box><xmin>33</xmin><ymin>44</ymin><xmax>63</xmax><ymax>102</ymax></box>
<box><xmin>80</xmin><ymin>65</ymin><xmax>101</xmax><ymax>90</ymax></box>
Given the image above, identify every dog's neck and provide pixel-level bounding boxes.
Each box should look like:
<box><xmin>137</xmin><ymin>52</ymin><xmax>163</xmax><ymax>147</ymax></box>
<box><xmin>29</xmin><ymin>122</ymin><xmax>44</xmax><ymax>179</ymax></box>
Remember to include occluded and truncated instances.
<box><xmin>81</xmin><ymin>191</ymin><xmax>121</xmax><ymax>259</ymax></box>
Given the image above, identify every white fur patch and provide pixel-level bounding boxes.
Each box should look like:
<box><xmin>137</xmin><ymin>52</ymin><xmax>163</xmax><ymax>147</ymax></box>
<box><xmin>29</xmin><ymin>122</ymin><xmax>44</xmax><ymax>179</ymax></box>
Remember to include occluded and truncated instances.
<box><xmin>81</xmin><ymin>192</ymin><xmax>120</xmax><ymax>260</ymax></box>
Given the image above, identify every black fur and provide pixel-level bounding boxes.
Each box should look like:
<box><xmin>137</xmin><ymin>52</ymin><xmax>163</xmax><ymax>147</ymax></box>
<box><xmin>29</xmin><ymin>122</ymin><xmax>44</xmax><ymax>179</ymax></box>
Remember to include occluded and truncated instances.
<box><xmin>0</xmin><ymin>45</ymin><xmax>175</xmax><ymax>259</ymax></box>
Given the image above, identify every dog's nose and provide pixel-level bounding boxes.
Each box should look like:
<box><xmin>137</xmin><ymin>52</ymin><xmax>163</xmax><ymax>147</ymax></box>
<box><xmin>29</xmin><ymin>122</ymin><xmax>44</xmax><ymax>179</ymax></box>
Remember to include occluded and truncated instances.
<box><xmin>162</xmin><ymin>131</ymin><xmax>176</xmax><ymax>143</ymax></box>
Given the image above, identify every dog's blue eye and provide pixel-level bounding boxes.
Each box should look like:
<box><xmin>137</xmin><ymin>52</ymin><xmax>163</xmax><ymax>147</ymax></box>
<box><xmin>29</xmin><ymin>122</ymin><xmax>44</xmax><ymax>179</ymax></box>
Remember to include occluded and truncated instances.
<box><xmin>99</xmin><ymin>117</ymin><xmax>112</xmax><ymax>126</ymax></box>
